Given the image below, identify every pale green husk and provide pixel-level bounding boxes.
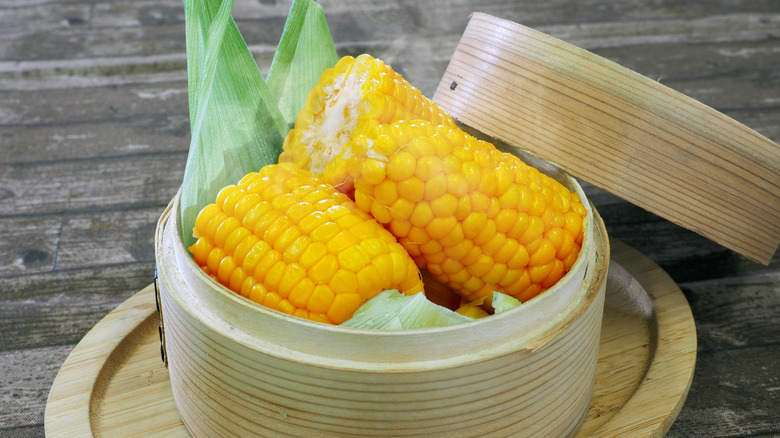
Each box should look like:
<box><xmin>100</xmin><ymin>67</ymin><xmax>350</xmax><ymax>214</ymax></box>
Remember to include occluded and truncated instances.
<box><xmin>492</xmin><ymin>291</ymin><xmax>523</xmax><ymax>314</ymax></box>
<box><xmin>342</xmin><ymin>290</ymin><xmax>473</xmax><ymax>330</ymax></box>
<box><xmin>179</xmin><ymin>0</ymin><xmax>337</xmax><ymax>246</ymax></box>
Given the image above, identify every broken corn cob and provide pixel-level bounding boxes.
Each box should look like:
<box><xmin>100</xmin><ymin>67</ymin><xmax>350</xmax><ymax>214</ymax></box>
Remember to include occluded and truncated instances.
<box><xmin>346</xmin><ymin>120</ymin><xmax>587</xmax><ymax>303</ymax></box>
<box><xmin>280</xmin><ymin>54</ymin><xmax>456</xmax><ymax>197</ymax></box>
<box><xmin>188</xmin><ymin>162</ymin><xmax>424</xmax><ymax>325</ymax></box>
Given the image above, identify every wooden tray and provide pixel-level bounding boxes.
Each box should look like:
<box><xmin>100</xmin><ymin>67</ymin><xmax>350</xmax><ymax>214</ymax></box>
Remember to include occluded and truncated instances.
<box><xmin>45</xmin><ymin>239</ymin><xmax>696</xmax><ymax>437</ymax></box>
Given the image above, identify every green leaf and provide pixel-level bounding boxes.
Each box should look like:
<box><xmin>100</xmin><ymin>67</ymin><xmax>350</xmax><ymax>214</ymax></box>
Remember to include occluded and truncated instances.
<box><xmin>178</xmin><ymin>0</ymin><xmax>336</xmax><ymax>247</ymax></box>
<box><xmin>491</xmin><ymin>292</ymin><xmax>523</xmax><ymax>314</ymax></box>
<box><xmin>266</xmin><ymin>0</ymin><xmax>338</xmax><ymax>129</ymax></box>
<box><xmin>341</xmin><ymin>290</ymin><xmax>473</xmax><ymax>330</ymax></box>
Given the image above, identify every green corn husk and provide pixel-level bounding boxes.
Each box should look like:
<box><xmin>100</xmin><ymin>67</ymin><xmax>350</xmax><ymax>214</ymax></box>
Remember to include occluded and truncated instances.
<box><xmin>342</xmin><ymin>290</ymin><xmax>474</xmax><ymax>330</ymax></box>
<box><xmin>179</xmin><ymin>0</ymin><xmax>337</xmax><ymax>246</ymax></box>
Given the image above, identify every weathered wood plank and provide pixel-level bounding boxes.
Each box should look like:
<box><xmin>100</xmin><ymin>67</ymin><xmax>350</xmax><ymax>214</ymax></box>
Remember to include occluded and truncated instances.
<box><xmin>0</xmin><ymin>152</ymin><xmax>184</xmax><ymax>217</ymax></box>
<box><xmin>0</xmin><ymin>344</ymin><xmax>74</xmax><ymax>436</ymax></box>
<box><xmin>666</xmin><ymin>345</ymin><xmax>780</xmax><ymax>437</ymax></box>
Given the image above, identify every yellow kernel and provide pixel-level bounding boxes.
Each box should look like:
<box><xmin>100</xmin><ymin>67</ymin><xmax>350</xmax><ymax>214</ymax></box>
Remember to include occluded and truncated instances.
<box><xmin>241</xmin><ymin>202</ymin><xmax>271</xmax><ymax>231</ymax></box>
<box><xmin>370</xmin><ymin>201</ymin><xmax>393</xmax><ymax>224</ymax></box>
<box><xmin>233</xmin><ymin>234</ymin><xmax>260</xmax><ymax>267</ymax></box>
<box><xmin>542</xmin><ymin>260</ymin><xmax>565</xmax><ymax>288</ymax></box>
<box><xmin>206</xmin><ymin>247</ymin><xmax>226</xmax><ymax>276</ymax></box>
<box><xmin>356</xmin><ymin>265</ymin><xmax>382</xmax><ymax>300</ymax></box>
<box><xmin>528</xmin><ymin>195</ymin><xmax>547</xmax><ymax>218</ymax></box>
<box><xmin>299</xmin><ymin>241</ymin><xmax>327</xmax><ymax>268</ymax></box>
<box><xmin>216</xmin><ymin>256</ymin><xmax>237</xmax><ymax>286</ymax></box>
<box><xmin>564</xmin><ymin>211</ymin><xmax>583</xmax><ymax>240</ymax></box>
<box><xmin>326</xmin><ymin>231</ymin><xmax>359</xmax><ymax>253</ymax></box>
<box><xmin>371</xmin><ymin>254</ymin><xmax>393</xmax><ymax>284</ymax></box>
<box><xmin>264</xmin><ymin>261</ymin><xmax>287</xmax><ymax>291</ymax></box>
<box><xmin>362</xmin><ymin>158</ymin><xmax>387</xmax><ymax>185</ymax></box>
<box><xmin>286</xmin><ymin>202</ymin><xmax>316</xmax><ymax>224</ymax></box>
<box><xmin>289</xmin><ymin>278</ymin><xmax>315</xmax><ymax>308</ymax></box>
<box><xmin>529</xmin><ymin>240</ymin><xmax>556</xmax><ymax>267</ymax></box>
<box><xmin>374</xmin><ymin>180</ymin><xmax>398</xmax><ymax>205</ymax></box>
<box><xmin>545</xmin><ymin>228</ymin><xmax>565</xmax><ymax>252</ymax></box>
<box><xmin>495</xmin><ymin>209</ymin><xmax>518</xmax><ymax>233</ymax></box>
<box><xmin>239</xmin><ymin>276</ymin><xmax>256</xmax><ymax>298</ymax></box>
<box><xmin>463</xmin><ymin>212</ymin><xmax>488</xmax><ymax>239</ymax></box>
<box><xmin>228</xmin><ymin>266</ymin><xmax>246</xmax><ymax>292</ymax></box>
<box><xmin>389</xmin><ymin>198</ymin><xmax>415</xmax><ymax>219</ymax></box>
<box><xmin>311</xmin><ymin>221</ymin><xmax>340</xmax><ymax>242</ymax></box>
<box><xmin>358</xmin><ymin>237</ymin><xmax>385</xmax><ymax>257</ymax></box>
<box><xmin>253</xmin><ymin>250</ymin><xmax>281</xmax><ymax>281</ymax></box>
<box><xmin>338</xmin><ymin>245</ymin><xmax>370</xmax><ymax>272</ymax></box>
<box><xmin>519</xmin><ymin>216</ymin><xmax>545</xmax><ymax>244</ymax></box>
<box><xmin>424</xmin><ymin>174</ymin><xmax>447</xmax><ymax>201</ymax></box>
<box><xmin>398</xmin><ymin>176</ymin><xmax>425</xmax><ymax>202</ymax></box>
<box><xmin>282</xmin><ymin>235</ymin><xmax>311</xmax><ymax>264</ymax></box>
<box><xmin>330</xmin><ymin>270</ymin><xmax>359</xmax><ymax>295</ymax></box>
<box><xmin>214</xmin><ymin>216</ymin><xmax>241</xmax><ymax>248</ymax></box>
<box><xmin>273</xmin><ymin>226</ymin><xmax>301</xmax><ymax>253</ymax></box>
<box><xmin>426</xmin><ymin>216</ymin><xmax>458</xmax><ymax>240</ymax></box>
<box><xmin>216</xmin><ymin>185</ymin><xmax>241</xmax><ymax>211</ymax></box>
<box><xmin>390</xmin><ymin>252</ymin><xmax>410</xmax><ymax>285</ymax></box>
<box><xmin>387</xmin><ymin>151</ymin><xmax>416</xmax><ymax>181</ymax></box>
<box><xmin>467</xmin><ymin>255</ymin><xmax>493</xmax><ymax>277</ymax></box>
<box><xmin>248</xmin><ymin>282</ymin><xmax>268</xmax><ymax>304</ymax></box>
<box><xmin>410</xmin><ymin>202</ymin><xmax>434</xmax><ymax>228</ymax></box>
<box><xmin>442</xmin><ymin>155</ymin><xmax>461</xmax><ymax>173</ymax></box>
<box><xmin>484</xmin><ymin>263</ymin><xmax>508</xmax><ymax>285</ymax></box>
<box><xmin>310</xmin><ymin>254</ymin><xmax>339</xmax><ymax>284</ymax></box>
<box><xmin>517</xmin><ymin>186</ymin><xmax>533</xmax><ymax>212</ymax></box>
<box><xmin>482</xmin><ymin>232</ymin><xmax>506</xmax><ymax>256</ymax></box>
<box><xmin>470</xmin><ymin>192</ymin><xmax>491</xmax><ymax>214</ymax></box>
<box><xmin>494</xmin><ymin>239</ymin><xmax>519</xmax><ymax>264</ymax></box>
<box><xmin>307</xmin><ymin>285</ymin><xmax>334</xmax><ymax>314</ymax></box>
<box><xmin>557</xmin><ymin>231</ymin><xmax>576</xmax><ymax>260</ymax></box>
<box><xmin>446</xmin><ymin>173</ymin><xmax>469</xmax><ymax>198</ymax></box>
<box><xmin>455</xmin><ymin>196</ymin><xmax>471</xmax><ymax>220</ymax></box>
<box><xmin>262</xmin><ymin>291</ymin><xmax>282</xmax><ymax>311</ymax></box>
<box><xmin>563</xmin><ymin>243</ymin><xmax>580</xmax><ymax>270</ymax></box>
<box><xmin>474</xmin><ymin>220</ymin><xmax>498</xmax><ymax>246</ymax></box>
<box><xmin>477</xmin><ymin>172</ymin><xmax>497</xmax><ymax>195</ymax></box>
<box><xmin>189</xmin><ymin>238</ymin><xmax>212</xmax><ymax>266</ymax></box>
<box><xmin>443</xmin><ymin>238</ymin><xmax>472</xmax><ymax>260</ymax></box>
<box><xmin>416</xmin><ymin>155</ymin><xmax>443</xmax><ymax>180</ymax></box>
<box><xmin>389</xmin><ymin>219</ymin><xmax>412</xmax><ymax>237</ymax></box>
<box><xmin>439</xmin><ymin>223</ymin><xmax>465</xmax><ymax>247</ymax></box>
<box><xmin>495</xmin><ymin>166</ymin><xmax>514</xmax><ymax>196</ymax></box>
<box><xmin>461</xmin><ymin>161</ymin><xmax>482</xmax><ymax>189</ymax></box>
<box><xmin>328</xmin><ymin>293</ymin><xmax>362</xmax><ymax>324</ymax></box>
<box><xmin>529</xmin><ymin>262</ymin><xmax>555</xmax><ymax>284</ymax></box>
<box><xmin>195</xmin><ymin>204</ymin><xmax>219</xmax><ymax>237</ymax></box>
<box><xmin>276</xmin><ymin>299</ymin><xmax>296</xmax><ymax>315</ymax></box>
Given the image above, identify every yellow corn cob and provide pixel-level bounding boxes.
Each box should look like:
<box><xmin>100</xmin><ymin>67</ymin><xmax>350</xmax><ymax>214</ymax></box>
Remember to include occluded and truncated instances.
<box><xmin>344</xmin><ymin>120</ymin><xmax>587</xmax><ymax>303</ymax></box>
<box><xmin>279</xmin><ymin>54</ymin><xmax>455</xmax><ymax>198</ymax></box>
<box><xmin>188</xmin><ymin>162</ymin><xmax>424</xmax><ymax>325</ymax></box>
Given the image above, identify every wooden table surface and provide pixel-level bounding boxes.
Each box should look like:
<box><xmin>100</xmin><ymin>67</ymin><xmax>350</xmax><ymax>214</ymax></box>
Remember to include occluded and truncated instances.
<box><xmin>1</xmin><ymin>1</ymin><xmax>778</xmax><ymax>437</ymax></box>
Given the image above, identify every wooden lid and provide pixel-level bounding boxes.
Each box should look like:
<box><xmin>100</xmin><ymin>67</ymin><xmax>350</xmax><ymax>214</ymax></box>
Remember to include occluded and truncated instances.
<box><xmin>433</xmin><ymin>13</ymin><xmax>780</xmax><ymax>264</ymax></box>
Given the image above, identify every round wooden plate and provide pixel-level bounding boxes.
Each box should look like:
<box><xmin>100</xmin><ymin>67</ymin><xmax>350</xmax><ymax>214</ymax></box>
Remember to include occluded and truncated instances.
<box><xmin>45</xmin><ymin>239</ymin><xmax>696</xmax><ymax>437</ymax></box>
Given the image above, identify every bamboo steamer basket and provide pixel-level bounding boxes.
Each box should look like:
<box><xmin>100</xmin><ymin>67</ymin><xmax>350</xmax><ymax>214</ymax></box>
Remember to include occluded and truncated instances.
<box><xmin>154</xmin><ymin>148</ymin><xmax>610</xmax><ymax>437</ymax></box>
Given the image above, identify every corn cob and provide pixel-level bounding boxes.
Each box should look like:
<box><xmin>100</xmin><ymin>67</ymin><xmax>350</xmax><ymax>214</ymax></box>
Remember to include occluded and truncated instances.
<box><xmin>344</xmin><ymin>120</ymin><xmax>587</xmax><ymax>303</ymax></box>
<box><xmin>279</xmin><ymin>54</ymin><xmax>455</xmax><ymax>198</ymax></box>
<box><xmin>188</xmin><ymin>162</ymin><xmax>424</xmax><ymax>324</ymax></box>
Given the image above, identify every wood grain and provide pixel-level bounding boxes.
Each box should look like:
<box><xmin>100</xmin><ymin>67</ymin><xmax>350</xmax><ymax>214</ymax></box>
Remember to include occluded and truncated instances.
<box><xmin>2</xmin><ymin>1</ymin><xmax>779</xmax><ymax>436</ymax></box>
<box><xmin>433</xmin><ymin>13</ymin><xmax>780</xmax><ymax>264</ymax></box>
<box><xmin>44</xmin><ymin>239</ymin><xmax>695</xmax><ymax>438</ymax></box>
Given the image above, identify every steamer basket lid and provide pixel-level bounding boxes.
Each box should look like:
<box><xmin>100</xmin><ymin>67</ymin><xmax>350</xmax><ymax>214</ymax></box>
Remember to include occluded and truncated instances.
<box><xmin>433</xmin><ymin>13</ymin><xmax>780</xmax><ymax>265</ymax></box>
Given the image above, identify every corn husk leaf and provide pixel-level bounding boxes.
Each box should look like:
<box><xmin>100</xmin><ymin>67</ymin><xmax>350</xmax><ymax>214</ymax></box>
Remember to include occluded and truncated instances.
<box><xmin>179</xmin><ymin>0</ymin><xmax>336</xmax><ymax>246</ymax></box>
<box><xmin>266</xmin><ymin>0</ymin><xmax>338</xmax><ymax>128</ymax></box>
<box><xmin>342</xmin><ymin>290</ymin><xmax>473</xmax><ymax>330</ymax></box>
<box><xmin>492</xmin><ymin>291</ymin><xmax>523</xmax><ymax>314</ymax></box>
